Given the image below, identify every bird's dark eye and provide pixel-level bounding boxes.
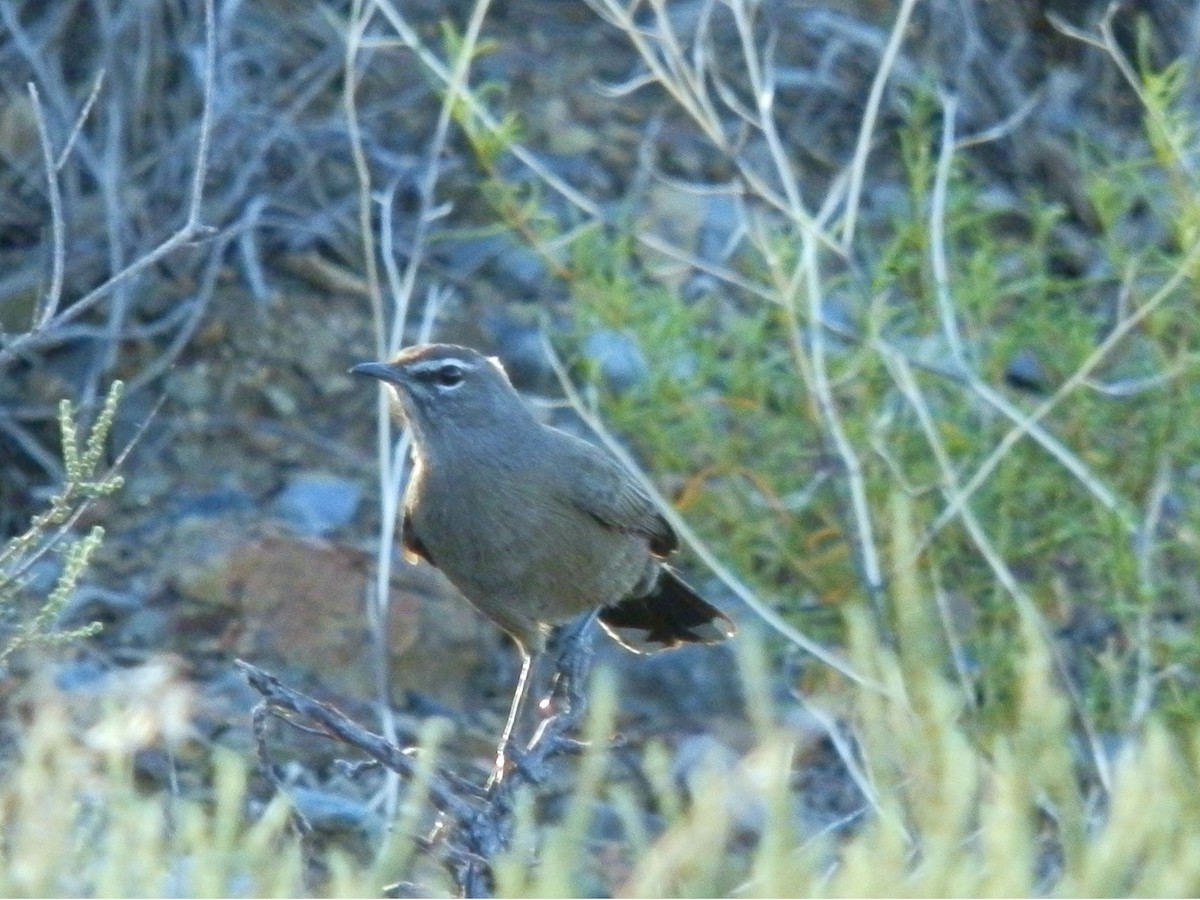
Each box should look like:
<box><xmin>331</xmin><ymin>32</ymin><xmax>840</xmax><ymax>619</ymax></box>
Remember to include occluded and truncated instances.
<box><xmin>436</xmin><ymin>364</ymin><xmax>464</xmax><ymax>387</ymax></box>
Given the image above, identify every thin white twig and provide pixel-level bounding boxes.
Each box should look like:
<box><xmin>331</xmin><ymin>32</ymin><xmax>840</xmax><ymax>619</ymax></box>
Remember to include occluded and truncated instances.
<box><xmin>28</xmin><ymin>82</ymin><xmax>65</xmax><ymax>331</ymax></box>
<box><xmin>99</xmin><ymin>63</ymin><xmax>130</xmax><ymax>383</ymax></box>
<box><xmin>731</xmin><ymin>1</ymin><xmax>802</xmax><ymax>217</ymax></box>
<box><xmin>955</xmin><ymin>91</ymin><xmax>1040</xmax><ymax>150</ymax></box>
<box><xmin>799</xmin><ymin>697</ymin><xmax>899</xmax><ymax>836</ymax></box>
<box><xmin>881</xmin><ymin>345</ymin><xmax>1113</xmax><ymax>794</ymax></box>
<box><xmin>807</xmin><ymin>238</ymin><xmax>884</xmax><ymax>609</ymax></box>
<box><xmin>375</xmin><ymin>0</ymin><xmax>480</xmax><ymax>357</ymax></box>
<box><xmin>341</xmin><ymin>3</ymin><xmax>397</xmax><ymax>811</ymax></box>
<box><xmin>704</xmin><ymin>0</ymin><xmax>885</xmax><ymax>619</ymax></box>
<box><xmin>931</xmin><ymin>574</ymin><xmax>976</xmax><ymax>710</ymax></box>
<box><xmin>355</xmin><ymin>0</ymin><xmax>493</xmax><ymax>820</ymax></box>
<box><xmin>55</xmin><ymin>69</ymin><xmax>106</xmax><ymax>172</ymax></box>
<box><xmin>187</xmin><ymin>0</ymin><xmax>216</xmax><ymax>229</ymax></box>
<box><xmin>1129</xmin><ymin>457</ymin><xmax>1170</xmax><ymax>729</ymax></box>
<box><xmin>343</xmin><ymin>0</ymin><xmax>384</xmax><ymax>353</ymax></box>
<box><xmin>921</xmin><ymin>92</ymin><xmax>1136</xmax><ymax>551</ymax></box>
<box><xmin>839</xmin><ymin>0</ymin><xmax>918</xmax><ymax>248</ymax></box>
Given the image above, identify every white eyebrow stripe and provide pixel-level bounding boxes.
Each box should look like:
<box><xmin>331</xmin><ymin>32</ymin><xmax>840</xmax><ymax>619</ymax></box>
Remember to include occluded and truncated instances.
<box><xmin>406</xmin><ymin>356</ymin><xmax>474</xmax><ymax>373</ymax></box>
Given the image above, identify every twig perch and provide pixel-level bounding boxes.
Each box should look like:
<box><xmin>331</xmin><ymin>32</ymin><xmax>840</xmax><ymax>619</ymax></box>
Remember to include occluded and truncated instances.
<box><xmin>236</xmin><ymin>620</ymin><xmax>598</xmax><ymax>898</ymax></box>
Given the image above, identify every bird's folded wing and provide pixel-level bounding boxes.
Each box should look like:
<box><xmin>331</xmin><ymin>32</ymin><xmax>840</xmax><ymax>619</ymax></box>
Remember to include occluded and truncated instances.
<box><xmin>558</xmin><ymin>436</ymin><xmax>678</xmax><ymax>557</ymax></box>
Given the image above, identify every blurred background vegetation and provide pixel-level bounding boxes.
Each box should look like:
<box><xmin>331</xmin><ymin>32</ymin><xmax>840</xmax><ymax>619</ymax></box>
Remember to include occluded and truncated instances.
<box><xmin>2</xmin><ymin>0</ymin><xmax>1200</xmax><ymax>895</ymax></box>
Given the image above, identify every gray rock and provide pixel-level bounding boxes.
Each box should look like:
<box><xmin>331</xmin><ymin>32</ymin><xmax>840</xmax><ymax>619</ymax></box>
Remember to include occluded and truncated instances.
<box><xmin>582</xmin><ymin>329</ymin><xmax>649</xmax><ymax>393</ymax></box>
<box><xmin>20</xmin><ymin>557</ymin><xmax>63</xmax><ymax>596</ymax></box>
<box><xmin>696</xmin><ymin>192</ymin><xmax>742</xmax><ymax>265</ymax></box>
<box><xmin>491</xmin><ymin>242</ymin><xmax>548</xmax><ymax>292</ymax></box>
<box><xmin>53</xmin><ymin>658</ymin><xmax>110</xmax><ymax>692</ymax></box>
<box><xmin>166</xmin><ymin>365</ymin><xmax>212</xmax><ymax>408</ymax></box>
<box><xmin>288</xmin><ymin>785</ymin><xmax>375</xmax><ymax>836</ymax></box>
<box><xmin>273</xmin><ymin>472</ymin><xmax>361</xmax><ymax>535</ymax></box>
<box><xmin>119</xmin><ymin>607</ymin><xmax>173</xmax><ymax>649</ymax></box>
<box><xmin>1005</xmin><ymin>347</ymin><xmax>1050</xmax><ymax>393</ymax></box>
<box><xmin>56</xmin><ymin>584</ymin><xmax>142</xmax><ymax>629</ymax></box>
<box><xmin>436</xmin><ymin>233</ymin><xmax>548</xmax><ymax>293</ymax></box>
<box><xmin>436</xmin><ymin>234</ymin><xmax>507</xmax><ymax>278</ymax></box>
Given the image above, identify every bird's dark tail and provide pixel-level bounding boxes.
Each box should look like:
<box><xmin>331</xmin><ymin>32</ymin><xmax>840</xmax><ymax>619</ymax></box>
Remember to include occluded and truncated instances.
<box><xmin>597</xmin><ymin>566</ymin><xmax>736</xmax><ymax>654</ymax></box>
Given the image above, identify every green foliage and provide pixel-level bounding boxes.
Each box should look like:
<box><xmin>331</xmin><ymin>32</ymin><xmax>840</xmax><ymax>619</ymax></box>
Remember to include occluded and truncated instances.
<box><xmin>0</xmin><ymin>380</ymin><xmax>124</xmax><ymax>663</ymax></box>
<box><xmin>1135</xmin><ymin>20</ymin><xmax>1200</xmax><ymax>250</ymax></box>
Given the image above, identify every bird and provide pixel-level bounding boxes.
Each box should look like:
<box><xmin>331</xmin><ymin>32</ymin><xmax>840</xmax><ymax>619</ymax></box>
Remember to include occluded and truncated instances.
<box><xmin>351</xmin><ymin>343</ymin><xmax>735</xmax><ymax>778</ymax></box>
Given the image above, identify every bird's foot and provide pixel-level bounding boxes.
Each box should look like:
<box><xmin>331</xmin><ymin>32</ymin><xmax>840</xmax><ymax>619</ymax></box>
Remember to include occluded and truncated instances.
<box><xmin>486</xmin><ymin>742</ymin><xmax>548</xmax><ymax>793</ymax></box>
<box><xmin>536</xmin><ymin>689</ymin><xmax>563</xmax><ymax>719</ymax></box>
<box><xmin>527</xmin><ymin>712</ymin><xmax>589</xmax><ymax>754</ymax></box>
<box><xmin>543</xmin><ymin>611</ymin><xmax>598</xmax><ymax>714</ymax></box>
<box><xmin>485</xmin><ymin>745</ymin><xmax>513</xmax><ymax>790</ymax></box>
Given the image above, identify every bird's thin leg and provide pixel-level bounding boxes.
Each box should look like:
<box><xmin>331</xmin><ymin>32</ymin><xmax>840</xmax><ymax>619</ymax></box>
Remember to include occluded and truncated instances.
<box><xmin>541</xmin><ymin>610</ymin><xmax>599</xmax><ymax>716</ymax></box>
<box><xmin>529</xmin><ymin>611</ymin><xmax>598</xmax><ymax>750</ymax></box>
<box><xmin>488</xmin><ymin>649</ymin><xmax>535</xmax><ymax>787</ymax></box>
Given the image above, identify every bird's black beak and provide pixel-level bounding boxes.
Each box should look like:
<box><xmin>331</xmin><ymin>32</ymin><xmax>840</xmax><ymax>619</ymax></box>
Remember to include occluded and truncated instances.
<box><xmin>349</xmin><ymin>361</ymin><xmax>400</xmax><ymax>384</ymax></box>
